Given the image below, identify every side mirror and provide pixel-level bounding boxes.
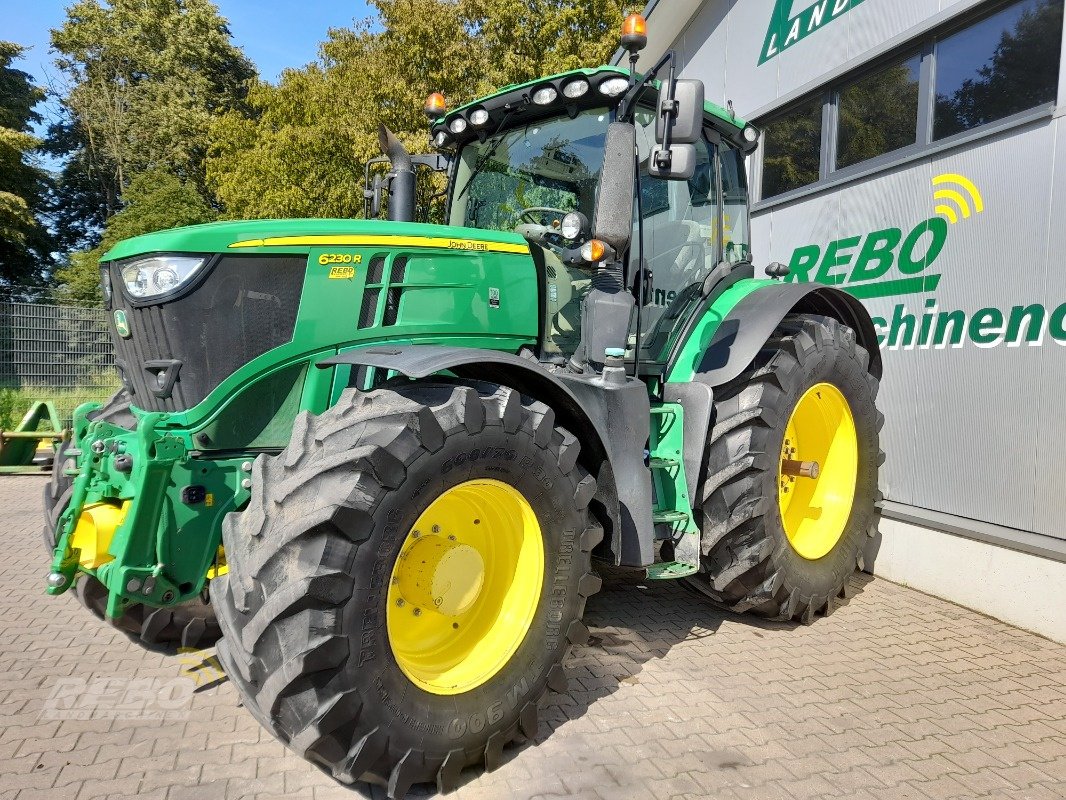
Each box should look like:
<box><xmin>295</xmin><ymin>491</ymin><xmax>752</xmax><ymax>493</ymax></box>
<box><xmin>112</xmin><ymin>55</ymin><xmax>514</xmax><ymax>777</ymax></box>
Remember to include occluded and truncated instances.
<box><xmin>592</xmin><ymin>122</ymin><xmax>636</xmax><ymax>254</ymax></box>
<box><xmin>650</xmin><ymin>78</ymin><xmax>705</xmax><ymax>181</ymax></box>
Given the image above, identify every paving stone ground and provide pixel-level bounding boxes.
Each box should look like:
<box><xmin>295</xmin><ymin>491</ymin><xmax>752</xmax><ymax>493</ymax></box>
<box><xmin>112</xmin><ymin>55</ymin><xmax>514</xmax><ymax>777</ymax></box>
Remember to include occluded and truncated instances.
<box><xmin>2</xmin><ymin>474</ymin><xmax>1064</xmax><ymax>799</ymax></box>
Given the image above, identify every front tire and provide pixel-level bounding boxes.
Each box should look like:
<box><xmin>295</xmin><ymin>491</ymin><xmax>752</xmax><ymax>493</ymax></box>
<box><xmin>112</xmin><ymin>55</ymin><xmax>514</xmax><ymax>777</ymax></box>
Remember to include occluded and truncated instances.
<box><xmin>689</xmin><ymin>314</ymin><xmax>882</xmax><ymax>623</ymax></box>
<box><xmin>212</xmin><ymin>382</ymin><xmax>602</xmax><ymax>797</ymax></box>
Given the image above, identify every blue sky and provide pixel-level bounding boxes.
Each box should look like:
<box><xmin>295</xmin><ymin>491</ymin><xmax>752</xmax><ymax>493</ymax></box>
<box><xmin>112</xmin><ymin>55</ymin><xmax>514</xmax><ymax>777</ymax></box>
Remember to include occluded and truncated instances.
<box><xmin>3</xmin><ymin>0</ymin><xmax>372</xmax><ymax>90</ymax></box>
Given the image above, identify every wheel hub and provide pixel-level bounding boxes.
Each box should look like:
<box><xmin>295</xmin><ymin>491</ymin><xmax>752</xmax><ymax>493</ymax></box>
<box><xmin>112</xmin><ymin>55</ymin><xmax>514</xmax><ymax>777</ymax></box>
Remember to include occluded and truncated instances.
<box><xmin>778</xmin><ymin>382</ymin><xmax>858</xmax><ymax>560</ymax></box>
<box><xmin>386</xmin><ymin>479</ymin><xmax>544</xmax><ymax>695</ymax></box>
<box><xmin>395</xmin><ymin>536</ymin><xmax>486</xmax><ymax>616</ymax></box>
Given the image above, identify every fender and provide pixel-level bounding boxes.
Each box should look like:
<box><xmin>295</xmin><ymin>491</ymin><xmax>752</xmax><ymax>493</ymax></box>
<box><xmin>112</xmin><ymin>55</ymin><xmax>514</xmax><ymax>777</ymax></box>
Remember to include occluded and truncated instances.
<box><xmin>318</xmin><ymin>345</ymin><xmax>635</xmax><ymax>563</ymax></box>
<box><xmin>666</xmin><ymin>281</ymin><xmax>883</xmax><ymax>387</ymax></box>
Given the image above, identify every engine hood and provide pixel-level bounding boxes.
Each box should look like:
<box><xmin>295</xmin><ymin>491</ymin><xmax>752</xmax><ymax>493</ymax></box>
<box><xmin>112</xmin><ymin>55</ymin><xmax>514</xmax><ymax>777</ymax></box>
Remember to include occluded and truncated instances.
<box><xmin>102</xmin><ymin>219</ymin><xmax>531</xmax><ymax>261</ymax></box>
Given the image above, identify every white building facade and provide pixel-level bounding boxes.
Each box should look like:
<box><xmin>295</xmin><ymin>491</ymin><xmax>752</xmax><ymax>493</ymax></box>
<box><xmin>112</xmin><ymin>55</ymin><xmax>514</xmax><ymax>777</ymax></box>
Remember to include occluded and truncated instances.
<box><xmin>632</xmin><ymin>0</ymin><xmax>1066</xmax><ymax>641</ymax></box>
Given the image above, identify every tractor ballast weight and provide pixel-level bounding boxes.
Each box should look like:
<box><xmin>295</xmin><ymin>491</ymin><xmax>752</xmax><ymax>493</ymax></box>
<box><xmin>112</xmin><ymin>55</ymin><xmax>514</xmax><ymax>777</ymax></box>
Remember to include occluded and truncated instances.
<box><xmin>44</xmin><ymin>27</ymin><xmax>884</xmax><ymax>797</ymax></box>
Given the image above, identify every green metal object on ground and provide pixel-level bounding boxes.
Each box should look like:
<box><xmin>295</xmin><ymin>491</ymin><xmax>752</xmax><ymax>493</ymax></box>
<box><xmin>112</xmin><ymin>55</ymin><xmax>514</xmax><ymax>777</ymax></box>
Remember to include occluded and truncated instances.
<box><xmin>0</xmin><ymin>401</ymin><xmax>67</xmax><ymax>475</ymax></box>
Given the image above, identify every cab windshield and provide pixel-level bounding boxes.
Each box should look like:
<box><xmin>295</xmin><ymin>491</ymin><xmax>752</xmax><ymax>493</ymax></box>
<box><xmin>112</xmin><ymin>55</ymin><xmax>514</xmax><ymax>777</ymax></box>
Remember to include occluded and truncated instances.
<box><xmin>448</xmin><ymin>107</ymin><xmax>611</xmax><ymax>250</ymax></box>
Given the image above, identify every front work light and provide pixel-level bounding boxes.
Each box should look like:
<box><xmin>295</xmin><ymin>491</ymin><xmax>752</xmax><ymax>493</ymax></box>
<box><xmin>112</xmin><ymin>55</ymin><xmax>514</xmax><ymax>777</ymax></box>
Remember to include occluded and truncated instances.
<box><xmin>532</xmin><ymin>85</ymin><xmax>558</xmax><ymax>105</ymax></box>
<box><xmin>560</xmin><ymin>212</ymin><xmax>588</xmax><ymax>241</ymax></box>
<box><xmin>598</xmin><ymin>77</ymin><xmax>630</xmax><ymax>97</ymax></box>
<box><xmin>469</xmin><ymin>108</ymin><xmax>489</xmax><ymax>126</ymax></box>
<box><xmin>449</xmin><ymin>117</ymin><xmax>468</xmax><ymax>134</ymax></box>
<box><xmin>120</xmin><ymin>255</ymin><xmax>208</xmax><ymax>300</ymax></box>
<box><xmin>100</xmin><ymin>266</ymin><xmax>113</xmax><ymax>308</ymax></box>
<box><xmin>562</xmin><ymin>79</ymin><xmax>589</xmax><ymax>99</ymax></box>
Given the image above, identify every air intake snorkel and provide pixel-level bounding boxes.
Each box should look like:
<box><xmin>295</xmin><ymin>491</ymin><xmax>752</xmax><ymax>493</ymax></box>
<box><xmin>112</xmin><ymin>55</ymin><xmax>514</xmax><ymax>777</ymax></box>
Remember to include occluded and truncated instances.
<box><xmin>378</xmin><ymin>124</ymin><xmax>416</xmax><ymax>223</ymax></box>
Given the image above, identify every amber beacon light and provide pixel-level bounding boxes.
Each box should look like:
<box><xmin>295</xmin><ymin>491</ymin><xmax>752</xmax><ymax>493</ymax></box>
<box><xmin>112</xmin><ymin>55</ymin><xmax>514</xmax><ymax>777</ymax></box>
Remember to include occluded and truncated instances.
<box><xmin>424</xmin><ymin>92</ymin><xmax>447</xmax><ymax>118</ymax></box>
<box><xmin>621</xmin><ymin>13</ymin><xmax>648</xmax><ymax>52</ymax></box>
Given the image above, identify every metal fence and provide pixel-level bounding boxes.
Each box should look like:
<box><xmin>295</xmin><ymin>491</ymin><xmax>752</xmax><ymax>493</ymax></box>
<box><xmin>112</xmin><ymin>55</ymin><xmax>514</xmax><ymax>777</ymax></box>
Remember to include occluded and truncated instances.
<box><xmin>0</xmin><ymin>302</ymin><xmax>118</xmax><ymax>428</ymax></box>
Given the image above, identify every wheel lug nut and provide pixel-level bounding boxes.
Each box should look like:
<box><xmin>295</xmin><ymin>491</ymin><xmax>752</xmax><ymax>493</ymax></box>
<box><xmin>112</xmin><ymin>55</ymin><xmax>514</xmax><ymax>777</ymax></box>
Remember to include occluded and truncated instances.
<box><xmin>412</xmin><ymin>608</ymin><xmax>422</xmax><ymax>617</ymax></box>
<box><xmin>396</xmin><ymin>598</ymin><xmax>405</xmax><ymax>607</ymax></box>
<box><xmin>432</xmin><ymin>525</ymin><xmax>441</xmax><ymax>533</ymax></box>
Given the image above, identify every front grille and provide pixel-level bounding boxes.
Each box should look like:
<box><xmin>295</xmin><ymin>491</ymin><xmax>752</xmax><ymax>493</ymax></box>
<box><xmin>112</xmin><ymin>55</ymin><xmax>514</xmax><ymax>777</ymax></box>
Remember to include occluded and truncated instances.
<box><xmin>108</xmin><ymin>255</ymin><xmax>306</xmax><ymax>412</ymax></box>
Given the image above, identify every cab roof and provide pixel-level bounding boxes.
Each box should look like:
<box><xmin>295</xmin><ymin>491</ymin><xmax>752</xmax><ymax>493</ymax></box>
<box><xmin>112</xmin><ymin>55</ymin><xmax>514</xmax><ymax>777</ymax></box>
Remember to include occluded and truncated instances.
<box><xmin>432</xmin><ymin>65</ymin><xmax>752</xmax><ymax>152</ymax></box>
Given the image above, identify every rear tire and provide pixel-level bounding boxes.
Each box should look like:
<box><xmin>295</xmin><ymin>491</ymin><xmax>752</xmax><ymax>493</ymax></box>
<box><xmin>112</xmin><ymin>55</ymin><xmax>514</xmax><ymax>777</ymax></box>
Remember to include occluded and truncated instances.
<box><xmin>688</xmin><ymin>314</ymin><xmax>882</xmax><ymax>623</ymax></box>
<box><xmin>211</xmin><ymin>382</ymin><xmax>602</xmax><ymax>797</ymax></box>
<box><xmin>42</xmin><ymin>389</ymin><xmax>220</xmax><ymax>648</ymax></box>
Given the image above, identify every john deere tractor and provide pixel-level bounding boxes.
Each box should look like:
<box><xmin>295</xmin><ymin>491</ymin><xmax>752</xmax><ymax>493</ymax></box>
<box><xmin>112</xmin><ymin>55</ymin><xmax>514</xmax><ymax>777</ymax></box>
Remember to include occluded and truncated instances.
<box><xmin>44</xmin><ymin>17</ymin><xmax>882</xmax><ymax>798</ymax></box>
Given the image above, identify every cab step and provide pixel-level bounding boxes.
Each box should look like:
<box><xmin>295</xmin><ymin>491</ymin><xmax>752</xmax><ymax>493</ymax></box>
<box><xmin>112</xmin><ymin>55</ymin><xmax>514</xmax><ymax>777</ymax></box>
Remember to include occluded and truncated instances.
<box><xmin>652</xmin><ymin>510</ymin><xmax>690</xmax><ymax>524</ymax></box>
<box><xmin>649</xmin><ymin>457</ymin><xmax>681</xmax><ymax>469</ymax></box>
<box><xmin>645</xmin><ymin>401</ymin><xmax>701</xmax><ymax>581</ymax></box>
<box><xmin>645</xmin><ymin>561</ymin><xmax>700</xmax><ymax>580</ymax></box>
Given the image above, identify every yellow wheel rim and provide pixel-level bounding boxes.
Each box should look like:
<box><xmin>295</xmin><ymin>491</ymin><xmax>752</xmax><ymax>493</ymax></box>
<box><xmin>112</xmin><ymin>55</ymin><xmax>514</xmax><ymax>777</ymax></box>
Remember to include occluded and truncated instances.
<box><xmin>778</xmin><ymin>382</ymin><xmax>858</xmax><ymax>560</ymax></box>
<box><xmin>386</xmin><ymin>479</ymin><xmax>544</xmax><ymax>695</ymax></box>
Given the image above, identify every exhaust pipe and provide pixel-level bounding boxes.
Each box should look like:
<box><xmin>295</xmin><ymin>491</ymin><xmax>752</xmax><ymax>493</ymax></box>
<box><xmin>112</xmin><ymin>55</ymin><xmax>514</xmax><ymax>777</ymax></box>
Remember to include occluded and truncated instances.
<box><xmin>378</xmin><ymin>125</ymin><xmax>415</xmax><ymax>223</ymax></box>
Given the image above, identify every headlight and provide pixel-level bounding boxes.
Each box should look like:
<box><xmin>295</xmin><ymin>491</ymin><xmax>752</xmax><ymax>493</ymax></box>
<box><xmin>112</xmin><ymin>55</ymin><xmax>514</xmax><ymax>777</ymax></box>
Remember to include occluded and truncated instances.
<box><xmin>563</xmin><ymin>79</ymin><xmax>590</xmax><ymax>99</ymax></box>
<box><xmin>532</xmin><ymin>85</ymin><xmax>558</xmax><ymax>105</ymax></box>
<box><xmin>560</xmin><ymin>211</ymin><xmax>587</xmax><ymax>241</ymax></box>
<box><xmin>120</xmin><ymin>255</ymin><xmax>208</xmax><ymax>300</ymax></box>
<box><xmin>448</xmin><ymin>117</ymin><xmax>467</xmax><ymax>134</ymax></box>
<box><xmin>598</xmin><ymin>77</ymin><xmax>630</xmax><ymax>97</ymax></box>
<box><xmin>469</xmin><ymin>108</ymin><xmax>489</xmax><ymax>126</ymax></box>
<box><xmin>742</xmin><ymin>125</ymin><xmax>759</xmax><ymax>143</ymax></box>
<box><xmin>100</xmin><ymin>266</ymin><xmax>113</xmax><ymax>308</ymax></box>
<box><xmin>433</xmin><ymin>130</ymin><xmax>449</xmax><ymax>147</ymax></box>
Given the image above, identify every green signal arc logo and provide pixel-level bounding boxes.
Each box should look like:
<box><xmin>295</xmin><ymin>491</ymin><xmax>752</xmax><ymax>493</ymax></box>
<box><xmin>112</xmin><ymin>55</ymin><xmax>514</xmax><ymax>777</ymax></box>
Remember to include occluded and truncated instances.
<box><xmin>760</xmin><ymin>0</ymin><xmax>867</xmax><ymax>65</ymax></box>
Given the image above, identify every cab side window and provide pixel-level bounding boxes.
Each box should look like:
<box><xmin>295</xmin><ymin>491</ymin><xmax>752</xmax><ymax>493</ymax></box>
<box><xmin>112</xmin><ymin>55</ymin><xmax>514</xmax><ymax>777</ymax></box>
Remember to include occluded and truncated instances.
<box><xmin>720</xmin><ymin>145</ymin><xmax>751</xmax><ymax>264</ymax></box>
<box><xmin>632</xmin><ymin>107</ymin><xmax>720</xmax><ymax>336</ymax></box>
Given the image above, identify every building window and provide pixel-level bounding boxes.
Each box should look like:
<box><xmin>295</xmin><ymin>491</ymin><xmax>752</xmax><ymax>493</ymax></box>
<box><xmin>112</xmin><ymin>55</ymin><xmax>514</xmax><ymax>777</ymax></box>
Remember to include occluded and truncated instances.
<box><xmin>934</xmin><ymin>0</ymin><xmax>1063</xmax><ymax>140</ymax></box>
<box><xmin>836</xmin><ymin>53</ymin><xmax>921</xmax><ymax>169</ymax></box>
<box><xmin>761</xmin><ymin>97</ymin><xmax>823</xmax><ymax>199</ymax></box>
<box><xmin>756</xmin><ymin>0</ymin><xmax>1064</xmax><ymax>203</ymax></box>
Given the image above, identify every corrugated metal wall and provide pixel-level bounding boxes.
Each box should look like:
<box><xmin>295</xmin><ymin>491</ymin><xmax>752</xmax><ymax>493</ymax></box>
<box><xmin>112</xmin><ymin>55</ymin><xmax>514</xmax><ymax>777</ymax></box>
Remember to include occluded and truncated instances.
<box><xmin>666</xmin><ymin>0</ymin><xmax>1066</xmax><ymax>540</ymax></box>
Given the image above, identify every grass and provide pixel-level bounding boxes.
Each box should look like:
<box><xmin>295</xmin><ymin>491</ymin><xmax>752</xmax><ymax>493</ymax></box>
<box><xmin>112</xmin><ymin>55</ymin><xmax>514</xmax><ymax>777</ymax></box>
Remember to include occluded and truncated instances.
<box><xmin>0</xmin><ymin>374</ymin><xmax>122</xmax><ymax>431</ymax></box>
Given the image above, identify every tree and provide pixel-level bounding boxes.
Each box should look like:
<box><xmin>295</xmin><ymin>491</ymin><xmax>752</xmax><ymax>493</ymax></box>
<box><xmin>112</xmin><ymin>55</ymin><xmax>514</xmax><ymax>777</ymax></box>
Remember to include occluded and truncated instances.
<box><xmin>209</xmin><ymin>0</ymin><xmax>629</xmax><ymax>220</ymax></box>
<box><xmin>48</xmin><ymin>0</ymin><xmax>254</xmax><ymax>298</ymax></box>
<box><xmin>50</xmin><ymin>0</ymin><xmax>255</xmax><ymax>206</ymax></box>
<box><xmin>0</xmin><ymin>42</ymin><xmax>53</xmax><ymax>289</ymax></box>
<box><xmin>463</xmin><ymin>0</ymin><xmax>628</xmax><ymax>87</ymax></box>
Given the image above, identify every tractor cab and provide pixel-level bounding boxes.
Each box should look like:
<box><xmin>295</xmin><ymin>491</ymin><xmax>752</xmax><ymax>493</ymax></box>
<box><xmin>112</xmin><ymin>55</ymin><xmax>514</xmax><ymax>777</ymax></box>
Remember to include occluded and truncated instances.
<box><xmin>370</xmin><ymin>60</ymin><xmax>761</xmax><ymax>375</ymax></box>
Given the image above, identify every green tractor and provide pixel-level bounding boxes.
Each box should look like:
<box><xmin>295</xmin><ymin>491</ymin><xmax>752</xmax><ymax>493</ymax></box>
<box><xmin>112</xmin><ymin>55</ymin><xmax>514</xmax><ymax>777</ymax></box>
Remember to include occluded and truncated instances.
<box><xmin>44</xmin><ymin>21</ymin><xmax>882</xmax><ymax>798</ymax></box>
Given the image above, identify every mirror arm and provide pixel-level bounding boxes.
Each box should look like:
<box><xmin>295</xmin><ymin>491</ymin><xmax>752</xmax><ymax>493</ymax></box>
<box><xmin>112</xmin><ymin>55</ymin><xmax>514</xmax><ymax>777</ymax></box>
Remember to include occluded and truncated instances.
<box><xmin>653</xmin><ymin>56</ymin><xmax>678</xmax><ymax>173</ymax></box>
<box><xmin>617</xmin><ymin>49</ymin><xmax>676</xmax><ymax>122</ymax></box>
